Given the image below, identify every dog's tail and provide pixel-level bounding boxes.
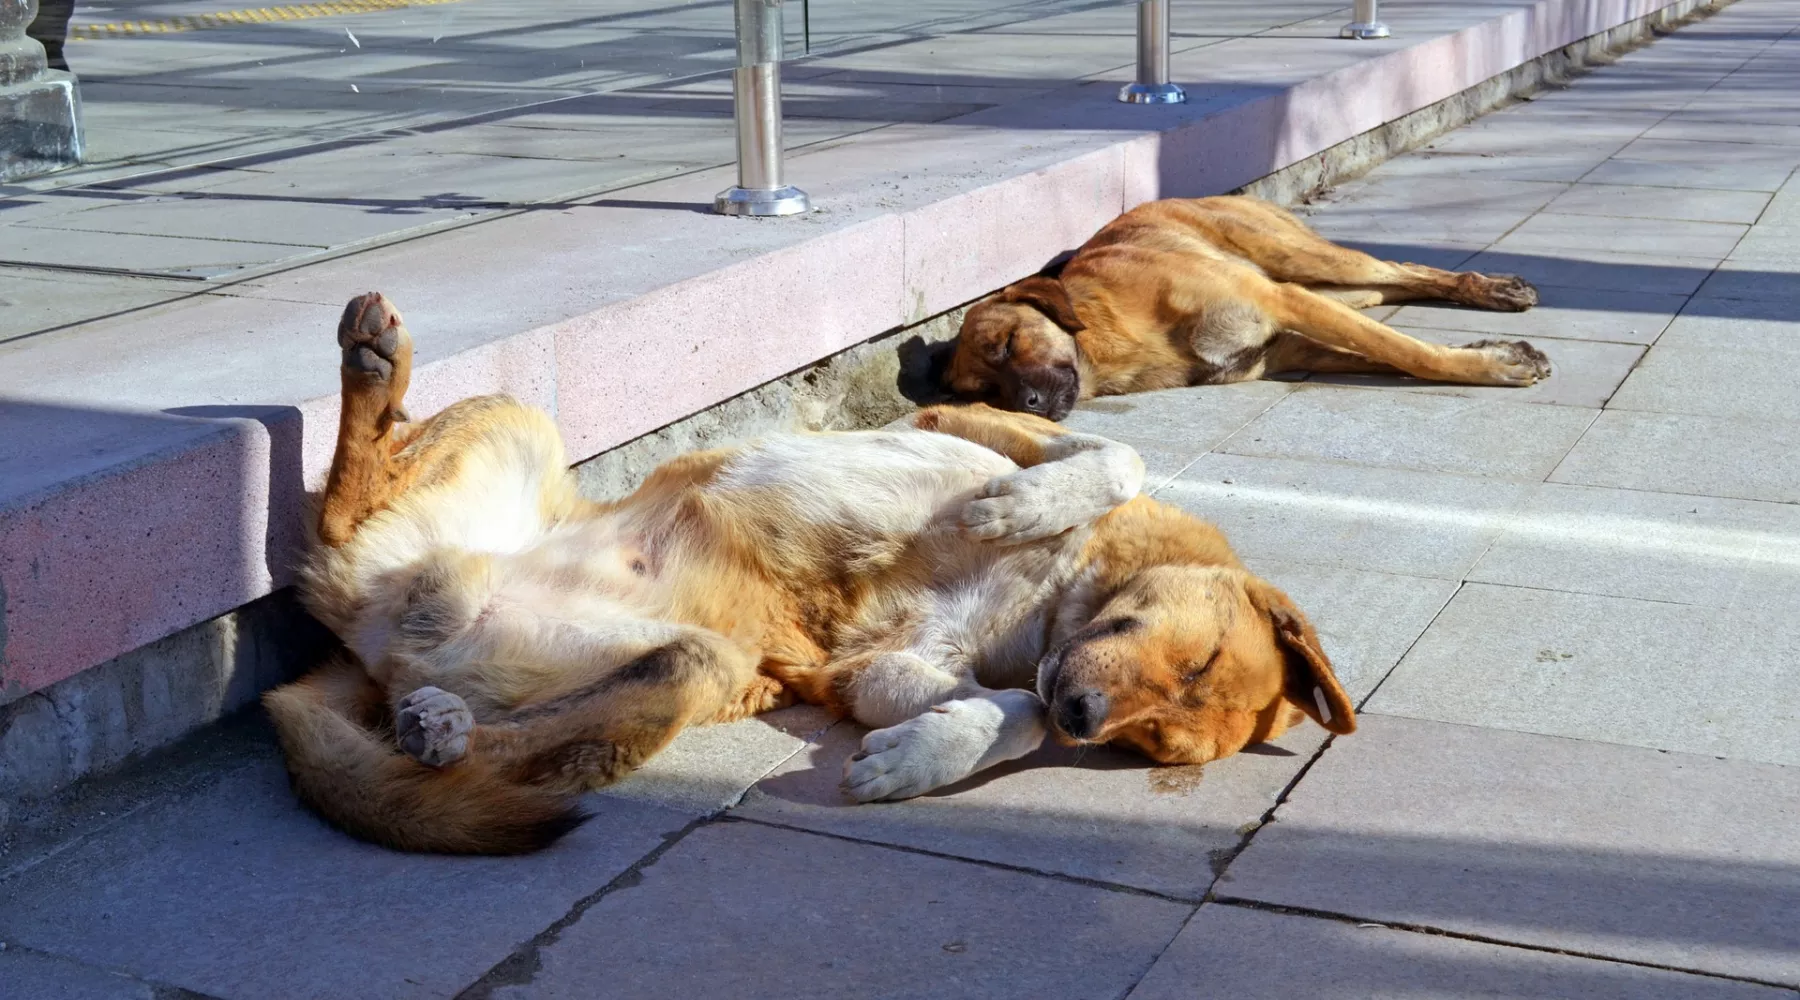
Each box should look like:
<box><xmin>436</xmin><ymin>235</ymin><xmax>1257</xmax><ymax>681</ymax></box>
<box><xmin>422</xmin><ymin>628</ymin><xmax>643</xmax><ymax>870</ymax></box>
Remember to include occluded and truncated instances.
<box><xmin>262</xmin><ymin>658</ymin><xmax>586</xmax><ymax>855</ymax></box>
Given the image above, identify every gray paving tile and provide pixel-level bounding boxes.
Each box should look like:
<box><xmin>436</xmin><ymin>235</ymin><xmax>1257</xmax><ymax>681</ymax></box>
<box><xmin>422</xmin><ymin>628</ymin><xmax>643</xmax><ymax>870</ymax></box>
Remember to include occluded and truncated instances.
<box><xmin>1694</xmin><ymin>259</ymin><xmax>1800</xmax><ymax>305</ymax></box>
<box><xmin>1468</xmin><ymin>482</ymin><xmax>1800</xmax><ymax>611</ymax></box>
<box><xmin>1542</xmin><ymin>182</ymin><xmax>1773</xmax><ymax>224</ymax></box>
<box><xmin>1608</xmin><ymin>341</ymin><xmax>1800</xmax><ymax>421</ymax></box>
<box><xmin>1222</xmin><ymin>715</ymin><xmax>1800</xmax><ymax>986</ymax></box>
<box><xmin>18</xmin><ymin>196</ymin><xmax>486</xmax><ymax>250</ymax></box>
<box><xmin>1583</xmin><ymin>138</ymin><xmax>1800</xmax><ymax>192</ymax></box>
<box><xmin>1367</xmin><ymin>584</ymin><xmax>1800</xmax><ymax>764</ymax></box>
<box><xmin>600</xmin><ymin>704</ymin><xmax>834</xmax><ymax>815</ymax></box>
<box><xmin>1656</xmin><ymin>297</ymin><xmax>1800</xmax><ymax>350</ymax></box>
<box><xmin>1130</xmin><ymin>903</ymin><xmax>1791</xmax><ymax>1000</ymax></box>
<box><xmin>0</xmin><ymin>226</ymin><xmax>304</xmax><ymax>279</ymax></box>
<box><xmin>1216</xmin><ymin>386</ymin><xmax>1598</xmax><ymax>480</ymax></box>
<box><xmin>0</xmin><ymin>270</ymin><xmax>204</xmax><ymax>341</ymax></box>
<box><xmin>1314</xmin><ymin>329</ymin><xmax>1645</xmax><ymax>408</ymax></box>
<box><xmin>1160</xmin><ymin>454</ymin><xmax>1533</xmax><ymax>580</ymax></box>
<box><xmin>1552</xmin><ymin>409</ymin><xmax>1800</xmax><ymax>503</ymax></box>
<box><xmin>1367</xmin><ymin>138</ymin><xmax>1634</xmax><ymax>184</ymax></box>
<box><xmin>1728</xmin><ymin>224</ymin><xmax>1800</xmax><ymax>266</ymax></box>
<box><xmin>496</xmin><ymin>821</ymin><xmax>1193</xmax><ymax>1000</ymax></box>
<box><xmin>1460</xmin><ymin>247</ymin><xmax>1720</xmax><ymax>295</ymax></box>
<box><xmin>1641</xmin><ymin>117</ymin><xmax>1800</xmax><ymax>148</ymax></box>
<box><xmin>1233</xmin><ymin>558</ymin><xmax>1458</xmax><ymax>700</ymax></box>
<box><xmin>0</xmin><ymin>948</ymin><xmax>157</xmax><ymax>1000</ymax></box>
<box><xmin>1494</xmin><ymin>212</ymin><xmax>1748</xmax><ymax>257</ymax></box>
<box><xmin>736</xmin><ymin>720</ymin><xmax>1327</xmax><ymax>901</ymax></box>
<box><xmin>1058</xmin><ymin>381</ymin><xmax>1292</xmax><ymax>487</ymax></box>
<box><xmin>1385</xmin><ymin>286</ymin><xmax>1685</xmax><ymax>345</ymax></box>
<box><xmin>0</xmin><ymin>757</ymin><xmax>688</xmax><ymax>1000</ymax></box>
<box><xmin>1300</xmin><ymin>178</ymin><xmax>1568</xmax><ymax>245</ymax></box>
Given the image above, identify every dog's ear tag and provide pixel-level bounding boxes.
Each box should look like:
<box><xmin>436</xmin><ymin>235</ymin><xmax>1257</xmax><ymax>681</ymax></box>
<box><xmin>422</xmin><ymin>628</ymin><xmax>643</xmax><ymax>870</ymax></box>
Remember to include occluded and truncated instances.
<box><xmin>1313</xmin><ymin>686</ymin><xmax>1333</xmax><ymax>726</ymax></box>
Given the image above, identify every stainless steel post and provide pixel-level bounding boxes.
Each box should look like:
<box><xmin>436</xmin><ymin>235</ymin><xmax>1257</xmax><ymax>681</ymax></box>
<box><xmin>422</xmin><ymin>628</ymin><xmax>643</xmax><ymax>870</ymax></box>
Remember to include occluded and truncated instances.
<box><xmin>714</xmin><ymin>0</ymin><xmax>810</xmax><ymax>216</ymax></box>
<box><xmin>1119</xmin><ymin>0</ymin><xmax>1185</xmax><ymax>105</ymax></box>
<box><xmin>1340</xmin><ymin>0</ymin><xmax>1391</xmax><ymax>39</ymax></box>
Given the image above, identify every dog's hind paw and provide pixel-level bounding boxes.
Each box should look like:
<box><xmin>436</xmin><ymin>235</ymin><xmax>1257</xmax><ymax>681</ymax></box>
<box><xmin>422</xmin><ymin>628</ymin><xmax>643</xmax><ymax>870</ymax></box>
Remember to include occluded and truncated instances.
<box><xmin>338</xmin><ymin>292</ymin><xmax>411</xmax><ymax>383</ymax></box>
<box><xmin>1464</xmin><ymin>339</ymin><xmax>1552</xmax><ymax>386</ymax></box>
<box><xmin>397</xmin><ymin>686</ymin><xmax>473</xmax><ymax>767</ymax></box>
<box><xmin>1477</xmin><ymin>274</ymin><xmax>1539</xmax><ymax>312</ymax></box>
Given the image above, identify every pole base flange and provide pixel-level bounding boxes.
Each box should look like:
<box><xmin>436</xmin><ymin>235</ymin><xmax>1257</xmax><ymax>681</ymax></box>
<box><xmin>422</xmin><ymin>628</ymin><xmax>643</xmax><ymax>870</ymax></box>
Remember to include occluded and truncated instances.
<box><xmin>714</xmin><ymin>185</ymin><xmax>811</xmax><ymax>217</ymax></box>
<box><xmin>1339</xmin><ymin>20</ymin><xmax>1390</xmax><ymax>38</ymax></box>
<box><xmin>1117</xmin><ymin>82</ymin><xmax>1186</xmax><ymax>105</ymax></box>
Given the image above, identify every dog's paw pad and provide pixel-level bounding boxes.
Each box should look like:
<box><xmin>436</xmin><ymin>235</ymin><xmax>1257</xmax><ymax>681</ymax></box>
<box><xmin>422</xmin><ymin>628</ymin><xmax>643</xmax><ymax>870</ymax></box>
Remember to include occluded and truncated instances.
<box><xmin>337</xmin><ymin>292</ymin><xmax>410</xmax><ymax>380</ymax></box>
<box><xmin>1464</xmin><ymin>339</ymin><xmax>1551</xmax><ymax>386</ymax></box>
<box><xmin>396</xmin><ymin>686</ymin><xmax>473</xmax><ymax>767</ymax></box>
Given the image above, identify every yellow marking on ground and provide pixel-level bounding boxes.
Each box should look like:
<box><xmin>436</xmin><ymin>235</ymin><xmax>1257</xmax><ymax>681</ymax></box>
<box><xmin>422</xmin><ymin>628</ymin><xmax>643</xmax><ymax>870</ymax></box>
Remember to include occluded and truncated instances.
<box><xmin>70</xmin><ymin>0</ymin><xmax>464</xmax><ymax>40</ymax></box>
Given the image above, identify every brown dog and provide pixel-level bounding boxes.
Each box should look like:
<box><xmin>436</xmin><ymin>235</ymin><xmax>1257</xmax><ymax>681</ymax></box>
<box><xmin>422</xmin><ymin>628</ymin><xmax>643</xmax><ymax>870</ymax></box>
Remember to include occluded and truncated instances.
<box><xmin>263</xmin><ymin>293</ymin><xmax>1356</xmax><ymax>853</ymax></box>
<box><xmin>945</xmin><ymin>196</ymin><xmax>1551</xmax><ymax>420</ymax></box>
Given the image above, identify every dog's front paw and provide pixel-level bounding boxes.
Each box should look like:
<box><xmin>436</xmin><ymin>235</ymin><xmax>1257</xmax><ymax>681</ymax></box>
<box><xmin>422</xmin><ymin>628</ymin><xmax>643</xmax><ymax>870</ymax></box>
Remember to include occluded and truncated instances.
<box><xmin>396</xmin><ymin>686</ymin><xmax>473</xmax><ymax>767</ymax></box>
<box><xmin>1464</xmin><ymin>339</ymin><xmax>1552</xmax><ymax>386</ymax></box>
<box><xmin>842</xmin><ymin>702</ymin><xmax>993</xmax><ymax>803</ymax></box>
<box><xmin>962</xmin><ymin>444</ymin><xmax>1140</xmax><ymax>545</ymax></box>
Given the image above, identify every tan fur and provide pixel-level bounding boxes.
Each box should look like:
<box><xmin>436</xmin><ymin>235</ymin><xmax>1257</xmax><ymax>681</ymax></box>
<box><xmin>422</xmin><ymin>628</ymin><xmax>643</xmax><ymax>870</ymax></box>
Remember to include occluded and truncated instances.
<box><xmin>268</xmin><ymin>292</ymin><xmax>1355</xmax><ymax>854</ymax></box>
<box><xmin>945</xmin><ymin>195</ymin><xmax>1552</xmax><ymax>420</ymax></box>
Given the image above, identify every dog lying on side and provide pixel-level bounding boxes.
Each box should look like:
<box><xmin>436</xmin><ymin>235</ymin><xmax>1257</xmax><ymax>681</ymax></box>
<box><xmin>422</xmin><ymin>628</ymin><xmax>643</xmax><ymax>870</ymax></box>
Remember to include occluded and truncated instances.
<box><xmin>944</xmin><ymin>195</ymin><xmax>1552</xmax><ymax>420</ymax></box>
<box><xmin>264</xmin><ymin>292</ymin><xmax>1356</xmax><ymax>854</ymax></box>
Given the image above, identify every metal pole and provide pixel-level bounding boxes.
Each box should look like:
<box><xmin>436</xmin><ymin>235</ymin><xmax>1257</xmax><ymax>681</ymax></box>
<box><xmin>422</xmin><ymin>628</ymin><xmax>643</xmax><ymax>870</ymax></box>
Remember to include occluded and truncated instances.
<box><xmin>715</xmin><ymin>0</ymin><xmax>810</xmax><ymax>216</ymax></box>
<box><xmin>1119</xmin><ymin>0</ymin><xmax>1185</xmax><ymax>105</ymax></box>
<box><xmin>1340</xmin><ymin>0</ymin><xmax>1390</xmax><ymax>39</ymax></box>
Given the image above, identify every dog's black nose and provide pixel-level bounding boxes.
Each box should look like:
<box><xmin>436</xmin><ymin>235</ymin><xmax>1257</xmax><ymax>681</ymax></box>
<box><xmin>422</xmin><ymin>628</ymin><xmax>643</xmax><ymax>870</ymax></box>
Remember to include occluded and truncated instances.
<box><xmin>1021</xmin><ymin>388</ymin><xmax>1045</xmax><ymax>412</ymax></box>
<box><xmin>1057</xmin><ymin>689</ymin><xmax>1110</xmax><ymax>740</ymax></box>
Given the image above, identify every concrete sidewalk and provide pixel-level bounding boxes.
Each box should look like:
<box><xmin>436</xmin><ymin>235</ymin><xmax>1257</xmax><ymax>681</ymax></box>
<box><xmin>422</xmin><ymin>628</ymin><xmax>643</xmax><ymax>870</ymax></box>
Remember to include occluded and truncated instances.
<box><xmin>2</xmin><ymin>0</ymin><xmax>1798</xmax><ymax>995</ymax></box>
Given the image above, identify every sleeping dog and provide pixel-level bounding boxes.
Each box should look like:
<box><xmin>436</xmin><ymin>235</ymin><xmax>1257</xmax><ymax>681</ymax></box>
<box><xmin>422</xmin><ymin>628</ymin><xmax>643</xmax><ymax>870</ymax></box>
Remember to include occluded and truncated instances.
<box><xmin>265</xmin><ymin>293</ymin><xmax>1356</xmax><ymax>853</ymax></box>
<box><xmin>945</xmin><ymin>195</ymin><xmax>1551</xmax><ymax>420</ymax></box>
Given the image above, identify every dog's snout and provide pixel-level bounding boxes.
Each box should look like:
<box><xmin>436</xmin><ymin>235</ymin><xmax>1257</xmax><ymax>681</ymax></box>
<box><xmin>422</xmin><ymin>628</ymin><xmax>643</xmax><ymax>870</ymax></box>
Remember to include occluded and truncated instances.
<box><xmin>1056</xmin><ymin>689</ymin><xmax>1110</xmax><ymax>741</ymax></box>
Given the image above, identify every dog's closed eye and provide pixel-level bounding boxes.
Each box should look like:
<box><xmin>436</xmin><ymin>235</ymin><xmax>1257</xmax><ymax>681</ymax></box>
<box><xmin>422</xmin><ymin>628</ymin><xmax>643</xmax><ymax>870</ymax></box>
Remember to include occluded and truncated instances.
<box><xmin>1181</xmin><ymin>648</ymin><xmax>1224</xmax><ymax>685</ymax></box>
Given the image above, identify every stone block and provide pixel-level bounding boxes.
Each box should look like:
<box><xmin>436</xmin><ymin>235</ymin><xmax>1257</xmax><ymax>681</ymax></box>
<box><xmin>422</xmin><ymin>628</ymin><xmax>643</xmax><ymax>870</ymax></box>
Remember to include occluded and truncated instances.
<box><xmin>1552</xmin><ymin>410</ymin><xmax>1800</xmax><ymax>503</ymax></box>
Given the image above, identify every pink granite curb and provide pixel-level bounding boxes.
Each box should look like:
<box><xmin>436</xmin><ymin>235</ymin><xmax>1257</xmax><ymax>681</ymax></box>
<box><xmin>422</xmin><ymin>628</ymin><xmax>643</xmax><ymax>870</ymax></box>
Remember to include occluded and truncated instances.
<box><xmin>0</xmin><ymin>0</ymin><xmax>1691</xmax><ymax>697</ymax></box>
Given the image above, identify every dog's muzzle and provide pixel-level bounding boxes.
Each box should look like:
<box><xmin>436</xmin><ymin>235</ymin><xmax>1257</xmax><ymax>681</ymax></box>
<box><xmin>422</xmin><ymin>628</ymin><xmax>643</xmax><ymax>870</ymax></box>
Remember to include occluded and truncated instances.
<box><xmin>1002</xmin><ymin>365</ymin><xmax>1079</xmax><ymax>421</ymax></box>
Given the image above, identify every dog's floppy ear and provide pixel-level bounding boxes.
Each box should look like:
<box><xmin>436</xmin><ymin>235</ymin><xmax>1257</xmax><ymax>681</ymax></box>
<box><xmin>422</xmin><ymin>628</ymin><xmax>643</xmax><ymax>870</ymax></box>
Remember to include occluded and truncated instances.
<box><xmin>1000</xmin><ymin>276</ymin><xmax>1086</xmax><ymax>333</ymax></box>
<box><xmin>1248</xmin><ymin>580</ymin><xmax>1355</xmax><ymax>735</ymax></box>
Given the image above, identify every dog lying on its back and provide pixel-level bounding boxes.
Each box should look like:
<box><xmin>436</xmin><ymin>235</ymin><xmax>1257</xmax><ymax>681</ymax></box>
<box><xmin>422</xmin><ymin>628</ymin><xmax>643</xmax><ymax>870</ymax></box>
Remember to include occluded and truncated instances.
<box><xmin>264</xmin><ymin>293</ymin><xmax>1357</xmax><ymax>854</ymax></box>
<box><xmin>944</xmin><ymin>195</ymin><xmax>1552</xmax><ymax>420</ymax></box>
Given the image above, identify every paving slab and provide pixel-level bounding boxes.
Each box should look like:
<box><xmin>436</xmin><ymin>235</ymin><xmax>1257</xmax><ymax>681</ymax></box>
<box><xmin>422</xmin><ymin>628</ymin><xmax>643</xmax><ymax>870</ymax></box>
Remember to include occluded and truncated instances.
<box><xmin>1541</xmin><ymin>181</ymin><xmax>1774</xmax><ymax>223</ymax></box>
<box><xmin>1468</xmin><ymin>481</ymin><xmax>1800</xmax><ymax>611</ymax></box>
<box><xmin>1641</xmin><ymin>117</ymin><xmax>1800</xmax><ymax>148</ymax></box>
<box><xmin>1694</xmin><ymin>260</ymin><xmax>1800</xmax><ymax>305</ymax></box>
<box><xmin>0</xmin><ymin>948</ymin><xmax>160</xmax><ymax>1000</ymax></box>
<box><xmin>1609</xmin><ymin>341</ymin><xmax>1800</xmax><ymax>421</ymax></box>
<box><xmin>1160</xmin><ymin>453</ymin><xmax>1533</xmax><ymax>580</ymax></box>
<box><xmin>1365</xmin><ymin>583</ymin><xmax>1800</xmax><ymax>765</ymax></box>
<box><xmin>735</xmin><ymin>719</ymin><xmax>1328</xmax><ymax>901</ymax></box>
<box><xmin>18</xmin><ymin>195</ymin><xmax>489</xmax><ymax>250</ymax></box>
<box><xmin>1552</xmin><ymin>409</ymin><xmax>1800</xmax><ymax>503</ymax></box>
<box><xmin>1299</xmin><ymin>177</ymin><xmax>1568</xmax><ymax>246</ymax></box>
<box><xmin>1385</xmin><ymin>286</ymin><xmax>1683</xmax><ymax>345</ymax></box>
<box><xmin>0</xmin><ymin>270</ymin><xmax>207</xmax><ymax>341</ymax></box>
<box><xmin>1220</xmin><ymin>714</ymin><xmax>1800</xmax><ymax>986</ymax></box>
<box><xmin>1057</xmin><ymin>381</ymin><xmax>1292</xmax><ymax>487</ymax></box>
<box><xmin>1493</xmin><ymin>212</ymin><xmax>1748</xmax><ymax>258</ymax></box>
<box><xmin>493</xmin><ymin>820</ymin><xmax>1194</xmax><ymax>1000</ymax></box>
<box><xmin>1129</xmin><ymin>903</ymin><xmax>1793</xmax><ymax>1000</ymax></box>
<box><xmin>1727</xmin><ymin>224</ymin><xmax>1800</xmax><ymax>266</ymax></box>
<box><xmin>0</xmin><ymin>227</ymin><xmax>306</xmax><ymax>280</ymax></box>
<box><xmin>1215</xmin><ymin>386</ymin><xmax>1598</xmax><ymax>480</ymax></box>
<box><xmin>598</xmin><ymin>704</ymin><xmax>835</xmax><ymax>816</ymax></box>
<box><xmin>0</xmin><ymin>756</ymin><xmax>690</xmax><ymax>1000</ymax></box>
<box><xmin>1582</xmin><ymin>138</ymin><xmax>1800</xmax><ymax>192</ymax></box>
<box><xmin>1233</xmin><ymin>557</ymin><xmax>1458</xmax><ymax>700</ymax></box>
<box><xmin>1313</xmin><ymin>328</ymin><xmax>1645</xmax><ymax>408</ymax></box>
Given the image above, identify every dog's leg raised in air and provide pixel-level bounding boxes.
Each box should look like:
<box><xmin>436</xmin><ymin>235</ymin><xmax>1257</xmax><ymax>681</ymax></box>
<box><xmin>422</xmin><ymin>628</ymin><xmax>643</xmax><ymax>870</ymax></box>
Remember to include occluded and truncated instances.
<box><xmin>836</xmin><ymin>651</ymin><xmax>1047</xmax><ymax>803</ymax></box>
<box><xmin>318</xmin><ymin>292</ymin><xmax>420</xmax><ymax>548</ymax></box>
<box><xmin>1264</xmin><ymin>283</ymin><xmax>1552</xmax><ymax>387</ymax></box>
